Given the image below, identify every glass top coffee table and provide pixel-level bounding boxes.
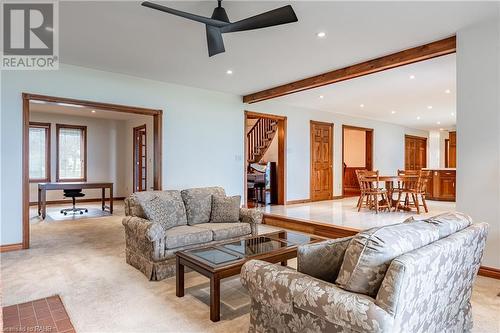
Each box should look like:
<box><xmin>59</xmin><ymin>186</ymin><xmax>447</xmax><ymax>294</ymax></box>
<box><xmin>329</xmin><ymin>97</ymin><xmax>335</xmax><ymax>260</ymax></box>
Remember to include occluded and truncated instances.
<box><xmin>175</xmin><ymin>230</ymin><xmax>323</xmax><ymax>322</ymax></box>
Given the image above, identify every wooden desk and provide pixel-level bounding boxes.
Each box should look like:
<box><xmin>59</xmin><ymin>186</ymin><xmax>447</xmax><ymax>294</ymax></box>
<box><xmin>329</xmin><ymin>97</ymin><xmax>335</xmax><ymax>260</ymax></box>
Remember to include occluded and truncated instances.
<box><xmin>38</xmin><ymin>182</ymin><xmax>113</xmax><ymax>219</ymax></box>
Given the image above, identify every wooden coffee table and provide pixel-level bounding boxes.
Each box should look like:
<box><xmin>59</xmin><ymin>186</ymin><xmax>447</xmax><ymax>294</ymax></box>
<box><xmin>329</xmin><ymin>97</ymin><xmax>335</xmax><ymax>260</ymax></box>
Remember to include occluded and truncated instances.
<box><xmin>175</xmin><ymin>230</ymin><xmax>322</xmax><ymax>322</ymax></box>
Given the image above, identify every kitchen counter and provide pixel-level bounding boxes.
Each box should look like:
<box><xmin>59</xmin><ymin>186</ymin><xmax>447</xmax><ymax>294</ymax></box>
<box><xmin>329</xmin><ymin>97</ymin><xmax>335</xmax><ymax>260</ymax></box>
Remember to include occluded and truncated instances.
<box><xmin>424</xmin><ymin>169</ymin><xmax>456</xmax><ymax>201</ymax></box>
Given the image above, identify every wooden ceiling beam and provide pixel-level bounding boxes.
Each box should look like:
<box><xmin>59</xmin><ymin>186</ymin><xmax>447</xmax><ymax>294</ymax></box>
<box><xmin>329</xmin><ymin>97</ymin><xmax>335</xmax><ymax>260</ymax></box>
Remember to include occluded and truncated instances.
<box><xmin>243</xmin><ymin>36</ymin><xmax>456</xmax><ymax>104</ymax></box>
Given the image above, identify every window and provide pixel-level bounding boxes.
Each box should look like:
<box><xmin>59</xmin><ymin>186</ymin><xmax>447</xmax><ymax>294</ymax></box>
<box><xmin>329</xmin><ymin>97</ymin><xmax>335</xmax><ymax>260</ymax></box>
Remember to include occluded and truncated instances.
<box><xmin>29</xmin><ymin>122</ymin><xmax>51</xmax><ymax>182</ymax></box>
<box><xmin>56</xmin><ymin>124</ymin><xmax>87</xmax><ymax>182</ymax></box>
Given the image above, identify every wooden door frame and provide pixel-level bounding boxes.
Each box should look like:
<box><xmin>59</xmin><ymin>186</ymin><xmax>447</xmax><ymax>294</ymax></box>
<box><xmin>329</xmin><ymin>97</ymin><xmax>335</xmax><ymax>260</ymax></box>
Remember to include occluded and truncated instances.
<box><xmin>244</xmin><ymin>111</ymin><xmax>287</xmax><ymax>206</ymax></box>
<box><xmin>21</xmin><ymin>93</ymin><xmax>163</xmax><ymax>250</ymax></box>
<box><xmin>404</xmin><ymin>134</ymin><xmax>428</xmax><ymax>170</ymax></box>
<box><xmin>444</xmin><ymin>138</ymin><xmax>450</xmax><ymax>168</ymax></box>
<box><xmin>310</xmin><ymin>121</ymin><xmax>334</xmax><ymax>202</ymax></box>
<box><xmin>133</xmin><ymin>124</ymin><xmax>147</xmax><ymax>192</ymax></box>
<box><xmin>341</xmin><ymin>125</ymin><xmax>374</xmax><ymax>196</ymax></box>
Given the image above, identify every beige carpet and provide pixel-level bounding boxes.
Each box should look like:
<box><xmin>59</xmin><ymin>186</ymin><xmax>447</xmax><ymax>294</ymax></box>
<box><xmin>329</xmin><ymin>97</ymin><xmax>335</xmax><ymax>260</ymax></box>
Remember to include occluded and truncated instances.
<box><xmin>1</xmin><ymin>203</ymin><xmax>499</xmax><ymax>333</ymax></box>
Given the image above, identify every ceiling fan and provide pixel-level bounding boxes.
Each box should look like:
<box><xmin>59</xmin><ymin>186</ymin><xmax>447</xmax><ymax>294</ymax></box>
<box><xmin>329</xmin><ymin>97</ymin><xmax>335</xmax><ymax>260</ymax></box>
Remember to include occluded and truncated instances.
<box><xmin>141</xmin><ymin>0</ymin><xmax>298</xmax><ymax>57</ymax></box>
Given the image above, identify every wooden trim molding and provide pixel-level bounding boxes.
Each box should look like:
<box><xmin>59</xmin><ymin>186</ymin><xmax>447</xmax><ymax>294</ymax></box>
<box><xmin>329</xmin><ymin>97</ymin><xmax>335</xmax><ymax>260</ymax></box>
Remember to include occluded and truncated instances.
<box><xmin>286</xmin><ymin>199</ymin><xmax>311</xmax><ymax>205</ymax></box>
<box><xmin>56</xmin><ymin>123</ymin><xmax>88</xmax><ymax>182</ymax></box>
<box><xmin>22</xmin><ymin>93</ymin><xmax>164</xmax><ymax>250</ymax></box>
<box><xmin>263</xmin><ymin>213</ymin><xmax>358</xmax><ymax>239</ymax></box>
<box><xmin>28</xmin><ymin>122</ymin><xmax>51</xmax><ymax>183</ymax></box>
<box><xmin>478</xmin><ymin>266</ymin><xmax>500</xmax><ymax>280</ymax></box>
<box><xmin>243</xmin><ymin>36</ymin><xmax>456</xmax><ymax>103</ymax></box>
<box><xmin>0</xmin><ymin>243</ymin><xmax>23</xmax><ymax>253</ymax></box>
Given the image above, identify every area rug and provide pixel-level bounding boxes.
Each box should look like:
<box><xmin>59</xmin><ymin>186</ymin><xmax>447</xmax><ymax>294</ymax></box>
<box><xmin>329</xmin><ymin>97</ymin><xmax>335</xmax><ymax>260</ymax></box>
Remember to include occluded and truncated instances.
<box><xmin>2</xmin><ymin>295</ymin><xmax>75</xmax><ymax>333</ymax></box>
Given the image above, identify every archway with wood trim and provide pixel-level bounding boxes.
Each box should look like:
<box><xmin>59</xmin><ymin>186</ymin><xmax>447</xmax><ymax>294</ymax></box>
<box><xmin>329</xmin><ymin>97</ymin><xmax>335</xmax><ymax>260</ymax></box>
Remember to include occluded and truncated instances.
<box><xmin>21</xmin><ymin>93</ymin><xmax>163</xmax><ymax>250</ymax></box>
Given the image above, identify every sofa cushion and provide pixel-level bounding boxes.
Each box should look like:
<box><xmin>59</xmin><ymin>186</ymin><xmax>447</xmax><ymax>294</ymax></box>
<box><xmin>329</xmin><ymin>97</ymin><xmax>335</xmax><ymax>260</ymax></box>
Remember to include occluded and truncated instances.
<box><xmin>181</xmin><ymin>187</ymin><xmax>225</xmax><ymax>225</ymax></box>
<box><xmin>422</xmin><ymin>212</ymin><xmax>472</xmax><ymax>238</ymax></box>
<box><xmin>210</xmin><ymin>195</ymin><xmax>241</xmax><ymax>223</ymax></box>
<box><xmin>137</xmin><ymin>191</ymin><xmax>187</xmax><ymax>229</ymax></box>
<box><xmin>336</xmin><ymin>221</ymin><xmax>439</xmax><ymax>296</ymax></box>
<box><xmin>196</xmin><ymin>223</ymin><xmax>251</xmax><ymax>241</ymax></box>
<box><xmin>165</xmin><ymin>225</ymin><xmax>213</xmax><ymax>249</ymax></box>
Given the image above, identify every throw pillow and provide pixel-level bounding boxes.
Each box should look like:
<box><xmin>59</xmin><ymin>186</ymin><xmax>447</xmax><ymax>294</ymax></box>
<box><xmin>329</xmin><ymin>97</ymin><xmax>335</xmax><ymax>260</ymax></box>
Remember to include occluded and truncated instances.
<box><xmin>141</xmin><ymin>194</ymin><xmax>187</xmax><ymax>230</ymax></box>
<box><xmin>210</xmin><ymin>195</ymin><xmax>241</xmax><ymax>223</ymax></box>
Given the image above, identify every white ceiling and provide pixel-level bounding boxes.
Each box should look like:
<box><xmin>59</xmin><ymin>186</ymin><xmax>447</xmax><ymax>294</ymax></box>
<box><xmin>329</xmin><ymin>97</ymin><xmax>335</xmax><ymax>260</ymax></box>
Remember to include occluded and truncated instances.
<box><xmin>59</xmin><ymin>1</ymin><xmax>498</xmax><ymax>96</ymax></box>
<box><xmin>272</xmin><ymin>53</ymin><xmax>456</xmax><ymax>131</ymax></box>
<box><xmin>30</xmin><ymin>101</ymin><xmax>151</xmax><ymax>121</ymax></box>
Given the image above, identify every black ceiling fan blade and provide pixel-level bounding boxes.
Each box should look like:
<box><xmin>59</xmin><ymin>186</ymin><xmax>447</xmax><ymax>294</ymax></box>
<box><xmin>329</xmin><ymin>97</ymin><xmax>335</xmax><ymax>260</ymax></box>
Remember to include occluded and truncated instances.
<box><xmin>142</xmin><ymin>1</ymin><xmax>228</xmax><ymax>28</ymax></box>
<box><xmin>206</xmin><ymin>25</ymin><xmax>225</xmax><ymax>57</ymax></box>
<box><xmin>220</xmin><ymin>5</ymin><xmax>297</xmax><ymax>33</ymax></box>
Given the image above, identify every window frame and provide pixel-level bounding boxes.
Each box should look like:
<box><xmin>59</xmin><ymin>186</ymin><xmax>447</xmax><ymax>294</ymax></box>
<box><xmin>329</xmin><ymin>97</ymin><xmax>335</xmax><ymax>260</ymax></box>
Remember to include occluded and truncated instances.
<box><xmin>56</xmin><ymin>124</ymin><xmax>87</xmax><ymax>182</ymax></box>
<box><xmin>29</xmin><ymin>122</ymin><xmax>51</xmax><ymax>183</ymax></box>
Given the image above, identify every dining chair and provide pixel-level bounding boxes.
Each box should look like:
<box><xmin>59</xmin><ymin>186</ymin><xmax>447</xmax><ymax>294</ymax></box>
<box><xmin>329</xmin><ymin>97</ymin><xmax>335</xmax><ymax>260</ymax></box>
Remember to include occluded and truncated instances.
<box><xmin>394</xmin><ymin>170</ymin><xmax>431</xmax><ymax>213</ymax></box>
<box><xmin>355</xmin><ymin>169</ymin><xmax>369</xmax><ymax>210</ymax></box>
<box><xmin>358</xmin><ymin>171</ymin><xmax>391</xmax><ymax>214</ymax></box>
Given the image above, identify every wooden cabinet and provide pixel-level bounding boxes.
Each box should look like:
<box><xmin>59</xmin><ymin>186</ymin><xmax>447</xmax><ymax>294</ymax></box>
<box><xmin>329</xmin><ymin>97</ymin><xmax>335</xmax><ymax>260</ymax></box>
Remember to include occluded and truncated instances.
<box><xmin>425</xmin><ymin>169</ymin><xmax>456</xmax><ymax>201</ymax></box>
<box><xmin>405</xmin><ymin>135</ymin><xmax>427</xmax><ymax>170</ymax></box>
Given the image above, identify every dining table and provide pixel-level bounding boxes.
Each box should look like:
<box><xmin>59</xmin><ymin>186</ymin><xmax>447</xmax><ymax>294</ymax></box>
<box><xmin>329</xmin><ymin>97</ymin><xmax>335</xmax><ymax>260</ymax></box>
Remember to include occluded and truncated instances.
<box><xmin>363</xmin><ymin>174</ymin><xmax>419</xmax><ymax>210</ymax></box>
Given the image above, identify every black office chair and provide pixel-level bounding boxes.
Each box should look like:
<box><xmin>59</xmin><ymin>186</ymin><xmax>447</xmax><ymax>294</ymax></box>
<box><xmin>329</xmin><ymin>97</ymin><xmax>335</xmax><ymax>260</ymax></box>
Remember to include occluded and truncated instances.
<box><xmin>60</xmin><ymin>189</ymin><xmax>88</xmax><ymax>215</ymax></box>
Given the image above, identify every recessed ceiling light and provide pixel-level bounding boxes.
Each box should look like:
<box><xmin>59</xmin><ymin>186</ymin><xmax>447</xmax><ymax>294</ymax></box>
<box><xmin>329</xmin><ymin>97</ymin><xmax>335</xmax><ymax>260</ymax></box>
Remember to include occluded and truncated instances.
<box><xmin>359</xmin><ymin>104</ymin><xmax>365</xmax><ymax>108</ymax></box>
<box><xmin>226</xmin><ymin>69</ymin><xmax>233</xmax><ymax>75</ymax></box>
<box><xmin>319</xmin><ymin>95</ymin><xmax>324</xmax><ymax>99</ymax></box>
<box><xmin>391</xmin><ymin>110</ymin><xmax>396</xmax><ymax>114</ymax></box>
<box><xmin>57</xmin><ymin>102</ymin><xmax>83</xmax><ymax>108</ymax></box>
<box><xmin>416</xmin><ymin>116</ymin><xmax>421</xmax><ymax>120</ymax></box>
<box><xmin>316</xmin><ymin>32</ymin><xmax>326</xmax><ymax>38</ymax></box>
<box><xmin>451</xmin><ymin>112</ymin><xmax>455</xmax><ymax>116</ymax></box>
<box><xmin>409</xmin><ymin>75</ymin><xmax>415</xmax><ymax>79</ymax></box>
<box><xmin>439</xmin><ymin>128</ymin><xmax>444</xmax><ymax>131</ymax></box>
<box><xmin>91</xmin><ymin>110</ymin><xmax>96</xmax><ymax>113</ymax></box>
<box><xmin>427</xmin><ymin>105</ymin><xmax>433</xmax><ymax>109</ymax></box>
<box><xmin>445</xmin><ymin>89</ymin><xmax>451</xmax><ymax>94</ymax></box>
<box><xmin>437</xmin><ymin>121</ymin><xmax>441</xmax><ymax>125</ymax></box>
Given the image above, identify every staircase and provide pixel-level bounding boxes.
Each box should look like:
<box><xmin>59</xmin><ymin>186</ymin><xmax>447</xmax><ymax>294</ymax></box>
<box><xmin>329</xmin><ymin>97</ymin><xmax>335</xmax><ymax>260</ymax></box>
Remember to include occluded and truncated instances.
<box><xmin>247</xmin><ymin>118</ymin><xmax>278</xmax><ymax>163</ymax></box>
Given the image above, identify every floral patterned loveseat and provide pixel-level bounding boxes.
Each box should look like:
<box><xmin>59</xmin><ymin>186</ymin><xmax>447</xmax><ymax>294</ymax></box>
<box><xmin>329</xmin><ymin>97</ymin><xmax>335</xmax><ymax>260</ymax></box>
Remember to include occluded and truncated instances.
<box><xmin>123</xmin><ymin>187</ymin><xmax>262</xmax><ymax>280</ymax></box>
<box><xmin>241</xmin><ymin>212</ymin><xmax>488</xmax><ymax>333</ymax></box>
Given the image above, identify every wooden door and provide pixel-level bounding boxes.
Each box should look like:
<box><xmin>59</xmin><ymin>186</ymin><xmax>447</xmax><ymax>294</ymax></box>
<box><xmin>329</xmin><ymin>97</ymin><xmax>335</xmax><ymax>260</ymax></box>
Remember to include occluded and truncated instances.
<box><xmin>448</xmin><ymin>131</ymin><xmax>456</xmax><ymax>168</ymax></box>
<box><xmin>405</xmin><ymin>135</ymin><xmax>427</xmax><ymax>170</ymax></box>
<box><xmin>310</xmin><ymin>121</ymin><xmax>333</xmax><ymax>201</ymax></box>
<box><xmin>133</xmin><ymin>125</ymin><xmax>147</xmax><ymax>192</ymax></box>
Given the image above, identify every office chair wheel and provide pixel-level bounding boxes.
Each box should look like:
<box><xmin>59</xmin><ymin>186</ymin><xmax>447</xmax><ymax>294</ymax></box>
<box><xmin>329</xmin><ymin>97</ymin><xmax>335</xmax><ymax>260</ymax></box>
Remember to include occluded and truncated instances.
<box><xmin>60</xmin><ymin>210</ymin><xmax>64</xmax><ymax>213</ymax></box>
<box><xmin>85</xmin><ymin>209</ymin><xmax>88</xmax><ymax>212</ymax></box>
<box><xmin>63</xmin><ymin>212</ymin><xmax>67</xmax><ymax>215</ymax></box>
<box><xmin>80</xmin><ymin>211</ymin><xmax>83</xmax><ymax>215</ymax></box>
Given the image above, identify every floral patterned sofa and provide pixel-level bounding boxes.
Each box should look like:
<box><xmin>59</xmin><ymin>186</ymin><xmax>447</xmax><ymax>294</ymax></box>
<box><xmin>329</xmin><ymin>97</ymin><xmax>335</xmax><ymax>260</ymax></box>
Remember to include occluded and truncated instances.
<box><xmin>123</xmin><ymin>187</ymin><xmax>262</xmax><ymax>280</ymax></box>
<box><xmin>241</xmin><ymin>212</ymin><xmax>488</xmax><ymax>333</ymax></box>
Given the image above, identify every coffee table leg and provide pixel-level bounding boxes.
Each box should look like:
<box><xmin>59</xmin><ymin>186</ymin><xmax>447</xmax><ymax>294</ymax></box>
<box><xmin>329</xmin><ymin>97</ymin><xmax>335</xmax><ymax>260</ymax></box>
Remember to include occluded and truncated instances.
<box><xmin>210</xmin><ymin>274</ymin><xmax>220</xmax><ymax>322</ymax></box>
<box><xmin>176</xmin><ymin>257</ymin><xmax>184</xmax><ymax>297</ymax></box>
<box><xmin>281</xmin><ymin>260</ymin><xmax>287</xmax><ymax>266</ymax></box>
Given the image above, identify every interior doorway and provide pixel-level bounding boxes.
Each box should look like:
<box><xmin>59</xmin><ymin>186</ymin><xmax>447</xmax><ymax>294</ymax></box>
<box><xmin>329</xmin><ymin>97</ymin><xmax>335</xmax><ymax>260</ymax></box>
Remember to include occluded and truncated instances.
<box><xmin>342</xmin><ymin>125</ymin><xmax>373</xmax><ymax>197</ymax></box>
<box><xmin>22</xmin><ymin>93</ymin><xmax>163</xmax><ymax>249</ymax></box>
<box><xmin>244</xmin><ymin>111</ymin><xmax>286</xmax><ymax>208</ymax></box>
<box><xmin>310</xmin><ymin>121</ymin><xmax>334</xmax><ymax>201</ymax></box>
<box><xmin>133</xmin><ymin>124</ymin><xmax>147</xmax><ymax>192</ymax></box>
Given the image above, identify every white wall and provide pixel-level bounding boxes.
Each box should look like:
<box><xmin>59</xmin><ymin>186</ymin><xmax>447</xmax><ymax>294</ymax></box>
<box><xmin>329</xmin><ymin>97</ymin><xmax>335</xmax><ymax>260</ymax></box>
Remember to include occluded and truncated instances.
<box><xmin>249</xmin><ymin>100</ymin><xmax>428</xmax><ymax>200</ymax></box>
<box><xmin>457</xmin><ymin>16</ymin><xmax>500</xmax><ymax>268</ymax></box>
<box><xmin>28</xmin><ymin>112</ymin><xmax>128</xmax><ymax>202</ymax></box>
<box><xmin>261</xmin><ymin>134</ymin><xmax>278</xmax><ymax>163</ymax></box>
<box><xmin>428</xmin><ymin>130</ymin><xmax>441</xmax><ymax>168</ymax></box>
<box><xmin>344</xmin><ymin>128</ymin><xmax>366</xmax><ymax>167</ymax></box>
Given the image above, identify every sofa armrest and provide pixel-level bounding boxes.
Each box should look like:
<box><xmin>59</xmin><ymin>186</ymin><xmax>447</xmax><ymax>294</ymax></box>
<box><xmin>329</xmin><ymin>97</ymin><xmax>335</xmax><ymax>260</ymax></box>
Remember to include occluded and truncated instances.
<box><xmin>239</xmin><ymin>208</ymin><xmax>263</xmax><ymax>235</ymax></box>
<box><xmin>297</xmin><ymin>237</ymin><xmax>352</xmax><ymax>283</ymax></box>
<box><xmin>241</xmin><ymin>260</ymin><xmax>392</xmax><ymax>332</ymax></box>
<box><xmin>122</xmin><ymin>216</ymin><xmax>165</xmax><ymax>242</ymax></box>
